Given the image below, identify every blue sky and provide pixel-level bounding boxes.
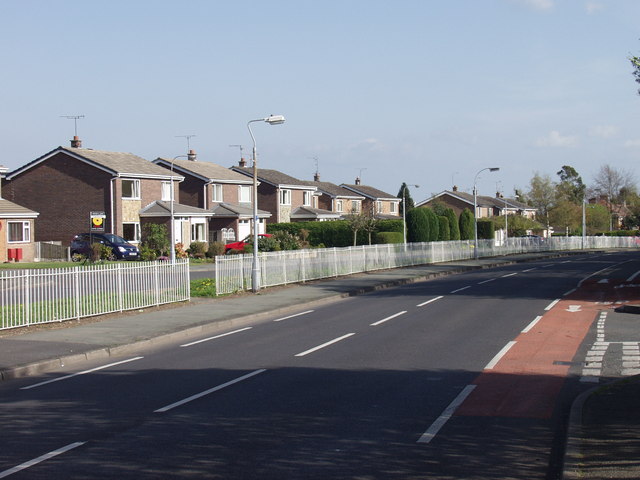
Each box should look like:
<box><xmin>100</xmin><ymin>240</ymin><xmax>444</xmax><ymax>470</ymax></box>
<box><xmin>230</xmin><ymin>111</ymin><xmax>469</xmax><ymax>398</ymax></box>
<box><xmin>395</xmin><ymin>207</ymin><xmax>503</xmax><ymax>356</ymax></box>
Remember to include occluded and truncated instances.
<box><xmin>1</xmin><ymin>0</ymin><xmax>639</xmax><ymax>202</ymax></box>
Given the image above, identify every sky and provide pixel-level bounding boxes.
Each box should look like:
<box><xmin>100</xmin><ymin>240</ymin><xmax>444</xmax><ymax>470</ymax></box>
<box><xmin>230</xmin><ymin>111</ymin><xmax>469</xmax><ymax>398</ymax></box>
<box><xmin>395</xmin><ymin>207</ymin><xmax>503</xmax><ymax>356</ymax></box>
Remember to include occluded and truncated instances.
<box><xmin>1</xmin><ymin>0</ymin><xmax>640</xmax><ymax>203</ymax></box>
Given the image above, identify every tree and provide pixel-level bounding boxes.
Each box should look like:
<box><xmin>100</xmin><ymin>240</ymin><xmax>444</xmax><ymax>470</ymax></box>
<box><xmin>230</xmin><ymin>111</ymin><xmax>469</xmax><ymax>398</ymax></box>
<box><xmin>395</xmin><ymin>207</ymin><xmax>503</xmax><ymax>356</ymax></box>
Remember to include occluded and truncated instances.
<box><xmin>346</xmin><ymin>213</ymin><xmax>368</xmax><ymax>246</ymax></box>
<box><xmin>141</xmin><ymin>223</ymin><xmax>169</xmax><ymax>257</ymax></box>
<box><xmin>397</xmin><ymin>183</ymin><xmax>416</xmax><ymax>217</ymax></box>
<box><xmin>438</xmin><ymin>216</ymin><xmax>450</xmax><ymax>241</ymax></box>
<box><xmin>592</xmin><ymin>164</ymin><xmax>637</xmax><ymax>230</ymax></box>
<box><xmin>459</xmin><ymin>209</ymin><xmax>474</xmax><ymax>240</ymax></box>
<box><xmin>549</xmin><ymin>200</ymin><xmax>581</xmax><ymax>236</ymax></box>
<box><xmin>556</xmin><ymin>165</ymin><xmax>585</xmax><ymax>204</ymax></box>
<box><xmin>586</xmin><ymin>203</ymin><xmax>610</xmax><ymax>234</ymax></box>
<box><xmin>423</xmin><ymin>207</ymin><xmax>439</xmax><ymax>241</ymax></box>
<box><xmin>444</xmin><ymin>208</ymin><xmax>460</xmax><ymax>240</ymax></box>
<box><xmin>407</xmin><ymin>208</ymin><xmax>429</xmax><ymax>242</ymax></box>
<box><xmin>527</xmin><ymin>172</ymin><xmax>555</xmax><ymax>230</ymax></box>
<box><xmin>630</xmin><ymin>54</ymin><xmax>640</xmax><ymax>95</ymax></box>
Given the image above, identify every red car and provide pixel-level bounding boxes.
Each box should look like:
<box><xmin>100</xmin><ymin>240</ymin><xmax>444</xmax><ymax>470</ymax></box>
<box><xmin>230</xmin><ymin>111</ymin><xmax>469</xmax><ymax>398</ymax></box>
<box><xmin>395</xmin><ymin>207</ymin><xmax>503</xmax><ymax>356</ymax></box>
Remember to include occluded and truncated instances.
<box><xmin>224</xmin><ymin>234</ymin><xmax>272</xmax><ymax>253</ymax></box>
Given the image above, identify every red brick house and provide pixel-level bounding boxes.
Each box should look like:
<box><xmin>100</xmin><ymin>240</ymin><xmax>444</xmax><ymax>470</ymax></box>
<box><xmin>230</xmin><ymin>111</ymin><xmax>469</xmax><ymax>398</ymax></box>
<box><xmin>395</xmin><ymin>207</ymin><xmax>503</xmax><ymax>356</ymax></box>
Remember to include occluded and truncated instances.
<box><xmin>3</xmin><ymin>139</ymin><xmax>182</xmax><ymax>246</ymax></box>
<box><xmin>153</xmin><ymin>155</ymin><xmax>271</xmax><ymax>242</ymax></box>
<box><xmin>298</xmin><ymin>173</ymin><xmax>364</xmax><ymax>220</ymax></box>
<box><xmin>340</xmin><ymin>178</ymin><xmax>401</xmax><ymax>219</ymax></box>
<box><xmin>0</xmin><ymin>166</ymin><xmax>39</xmax><ymax>262</ymax></box>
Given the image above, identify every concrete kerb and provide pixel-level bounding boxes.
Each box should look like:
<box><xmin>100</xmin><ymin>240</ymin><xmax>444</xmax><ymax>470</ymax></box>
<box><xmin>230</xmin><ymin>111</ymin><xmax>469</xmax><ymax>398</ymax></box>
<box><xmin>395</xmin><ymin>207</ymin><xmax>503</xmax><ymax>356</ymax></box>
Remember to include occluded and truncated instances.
<box><xmin>0</xmin><ymin>250</ymin><xmax>596</xmax><ymax>384</ymax></box>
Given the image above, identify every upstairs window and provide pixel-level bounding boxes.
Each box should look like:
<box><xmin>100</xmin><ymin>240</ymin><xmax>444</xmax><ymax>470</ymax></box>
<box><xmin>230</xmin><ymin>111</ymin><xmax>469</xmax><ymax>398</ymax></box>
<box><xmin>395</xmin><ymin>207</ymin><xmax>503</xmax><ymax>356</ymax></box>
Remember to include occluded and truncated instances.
<box><xmin>239</xmin><ymin>185</ymin><xmax>251</xmax><ymax>203</ymax></box>
<box><xmin>211</xmin><ymin>184</ymin><xmax>223</xmax><ymax>203</ymax></box>
<box><xmin>280</xmin><ymin>189</ymin><xmax>291</xmax><ymax>205</ymax></box>
<box><xmin>122</xmin><ymin>179</ymin><xmax>140</xmax><ymax>199</ymax></box>
<box><xmin>336</xmin><ymin>200</ymin><xmax>343</xmax><ymax>212</ymax></box>
<box><xmin>303</xmin><ymin>191</ymin><xmax>312</xmax><ymax>206</ymax></box>
<box><xmin>161</xmin><ymin>181</ymin><xmax>172</xmax><ymax>201</ymax></box>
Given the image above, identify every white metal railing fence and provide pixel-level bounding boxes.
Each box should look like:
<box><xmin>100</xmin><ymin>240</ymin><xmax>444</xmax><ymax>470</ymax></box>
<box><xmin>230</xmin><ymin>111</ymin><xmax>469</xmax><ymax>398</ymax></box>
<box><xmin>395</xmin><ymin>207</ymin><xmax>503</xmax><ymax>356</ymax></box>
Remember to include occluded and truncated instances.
<box><xmin>0</xmin><ymin>259</ymin><xmax>190</xmax><ymax>331</ymax></box>
<box><xmin>215</xmin><ymin>236</ymin><xmax>640</xmax><ymax>295</ymax></box>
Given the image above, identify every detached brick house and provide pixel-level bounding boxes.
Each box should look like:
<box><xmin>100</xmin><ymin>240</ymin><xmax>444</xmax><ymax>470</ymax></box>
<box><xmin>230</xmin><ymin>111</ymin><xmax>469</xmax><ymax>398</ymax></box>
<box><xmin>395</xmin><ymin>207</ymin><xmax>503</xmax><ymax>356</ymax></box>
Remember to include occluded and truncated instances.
<box><xmin>340</xmin><ymin>179</ymin><xmax>401</xmax><ymax>219</ymax></box>
<box><xmin>416</xmin><ymin>187</ymin><xmax>537</xmax><ymax>220</ymax></box>
<box><xmin>299</xmin><ymin>173</ymin><xmax>364</xmax><ymax>219</ymax></box>
<box><xmin>154</xmin><ymin>155</ymin><xmax>271</xmax><ymax>242</ymax></box>
<box><xmin>231</xmin><ymin>165</ymin><xmax>333</xmax><ymax>224</ymax></box>
<box><xmin>0</xmin><ymin>166</ymin><xmax>39</xmax><ymax>262</ymax></box>
<box><xmin>3</xmin><ymin>139</ymin><xmax>182</xmax><ymax>245</ymax></box>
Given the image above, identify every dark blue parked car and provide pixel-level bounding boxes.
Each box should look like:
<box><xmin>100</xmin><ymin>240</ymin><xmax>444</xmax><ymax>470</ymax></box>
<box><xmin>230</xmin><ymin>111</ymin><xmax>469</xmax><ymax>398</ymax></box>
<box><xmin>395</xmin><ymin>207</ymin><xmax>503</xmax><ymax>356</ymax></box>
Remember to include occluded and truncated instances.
<box><xmin>71</xmin><ymin>233</ymin><xmax>140</xmax><ymax>261</ymax></box>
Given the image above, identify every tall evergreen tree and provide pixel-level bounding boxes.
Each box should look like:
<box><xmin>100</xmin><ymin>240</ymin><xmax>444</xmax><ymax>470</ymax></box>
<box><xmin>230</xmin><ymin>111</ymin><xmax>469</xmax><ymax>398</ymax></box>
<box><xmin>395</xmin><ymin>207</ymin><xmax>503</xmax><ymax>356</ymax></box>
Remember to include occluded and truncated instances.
<box><xmin>444</xmin><ymin>208</ymin><xmax>460</xmax><ymax>240</ymax></box>
<box><xmin>459</xmin><ymin>209</ymin><xmax>475</xmax><ymax>240</ymax></box>
<box><xmin>406</xmin><ymin>208</ymin><xmax>429</xmax><ymax>242</ymax></box>
<box><xmin>397</xmin><ymin>183</ymin><xmax>416</xmax><ymax>216</ymax></box>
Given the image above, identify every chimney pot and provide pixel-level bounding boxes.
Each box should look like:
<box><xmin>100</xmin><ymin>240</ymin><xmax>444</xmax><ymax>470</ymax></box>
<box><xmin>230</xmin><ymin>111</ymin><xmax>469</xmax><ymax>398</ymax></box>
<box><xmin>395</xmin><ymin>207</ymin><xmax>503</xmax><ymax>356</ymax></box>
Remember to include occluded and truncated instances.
<box><xmin>70</xmin><ymin>135</ymin><xmax>82</xmax><ymax>148</ymax></box>
<box><xmin>314</xmin><ymin>172</ymin><xmax>320</xmax><ymax>182</ymax></box>
<box><xmin>452</xmin><ymin>185</ymin><xmax>458</xmax><ymax>192</ymax></box>
<box><xmin>187</xmin><ymin>149</ymin><xmax>197</xmax><ymax>161</ymax></box>
<box><xmin>239</xmin><ymin>158</ymin><xmax>247</xmax><ymax>168</ymax></box>
<box><xmin>355</xmin><ymin>177</ymin><xmax>361</xmax><ymax>185</ymax></box>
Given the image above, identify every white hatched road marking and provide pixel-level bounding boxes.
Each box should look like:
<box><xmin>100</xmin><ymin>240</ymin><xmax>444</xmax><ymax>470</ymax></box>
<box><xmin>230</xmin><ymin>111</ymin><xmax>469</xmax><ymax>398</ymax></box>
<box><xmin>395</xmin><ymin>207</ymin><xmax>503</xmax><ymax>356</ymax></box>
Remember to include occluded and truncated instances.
<box><xmin>371</xmin><ymin>311</ymin><xmax>406</xmax><ymax>326</ymax></box>
<box><xmin>417</xmin><ymin>385</ymin><xmax>476</xmax><ymax>444</ymax></box>
<box><xmin>0</xmin><ymin>442</ymin><xmax>86</xmax><ymax>478</ymax></box>
<box><xmin>295</xmin><ymin>333</ymin><xmax>356</xmax><ymax>357</ymax></box>
<box><xmin>21</xmin><ymin>357</ymin><xmax>144</xmax><ymax>390</ymax></box>
<box><xmin>417</xmin><ymin>296</ymin><xmax>443</xmax><ymax>307</ymax></box>
<box><xmin>155</xmin><ymin>369</ymin><xmax>267</xmax><ymax>413</ymax></box>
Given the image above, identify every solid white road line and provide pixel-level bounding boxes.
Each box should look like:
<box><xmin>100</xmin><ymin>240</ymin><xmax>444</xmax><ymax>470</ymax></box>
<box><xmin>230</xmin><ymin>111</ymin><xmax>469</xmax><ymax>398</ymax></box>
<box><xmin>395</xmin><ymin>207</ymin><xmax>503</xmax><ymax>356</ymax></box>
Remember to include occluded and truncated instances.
<box><xmin>295</xmin><ymin>333</ymin><xmax>356</xmax><ymax>357</ymax></box>
<box><xmin>501</xmin><ymin>272</ymin><xmax>518</xmax><ymax>278</ymax></box>
<box><xmin>21</xmin><ymin>357</ymin><xmax>144</xmax><ymax>390</ymax></box>
<box><xmin>477</xmin><ymin>278</ymin><xmax>495</xmax><ymax>285</ymax></box>
<box><xmin>154</xmin><ymin>369</ymin><xmax>267</xmax><ymax>413</ymax></box>
<box><xmin>450</xmin><ymin>286</ymin><xmax>470</xmax><ymax>294</ymax></box>
<box><xmin>370</xmin><ymin>311</ymin><xmax>406</xmax><ymax>326</ymax></box>
<box><xmin>523</xmin><ymin>268</ymin><xmax>536</xmax><ymax>272</ymax></box>
<box><xmin>522</xmin><ymin>315</ymin><xmax>543</xmax><ymax>333</ymax></box>
<box><xmin>180</xmin><ymin>327</ymin><xmax>252</xmax><ymax>347</ymax></box>
<box><xmin>417</xmin><ymin>385</ymin><xmax>476</xmax><ymax>444</ymax></box>
<box><xmin>627</xmin><ymin>270</ymin><xmax>640</xmax><ymax>282</ymax></box>
<box><xmin>484</xmin><ymin>341</ymin><xmax>517</xmax><ymax>370</ymax></box>
<box><xmin>417</xmin><ymin>295</ymin><xmax>443</xmax><ymax>307</ymax></box>
<box><xmin>563</xmin><ymin>288</ymin><xmax>576</xmax><ymax>296</ymax></box>
<box><xmin>544</xmin><ymin>299</ymin><xmax>560</xmax><ymax>311</ymax></box>
<box><xmin>0</xmin><ymin>441</ymin><xmax>86</xmax><ymax>478</ymax></box>
<box><xmin>273</xmin><ymin>310</ymin><xmax>314</xmax><ymax>322</ymax></box>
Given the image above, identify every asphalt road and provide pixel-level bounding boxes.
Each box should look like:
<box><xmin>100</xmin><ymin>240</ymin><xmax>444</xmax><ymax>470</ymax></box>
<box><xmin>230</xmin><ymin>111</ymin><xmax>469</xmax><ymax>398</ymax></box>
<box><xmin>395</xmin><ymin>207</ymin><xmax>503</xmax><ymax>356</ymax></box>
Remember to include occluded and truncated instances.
<box><xmin>0</xmin><ymin>251</ymin><xmax>637</xmax><ymax>479</ymax></box>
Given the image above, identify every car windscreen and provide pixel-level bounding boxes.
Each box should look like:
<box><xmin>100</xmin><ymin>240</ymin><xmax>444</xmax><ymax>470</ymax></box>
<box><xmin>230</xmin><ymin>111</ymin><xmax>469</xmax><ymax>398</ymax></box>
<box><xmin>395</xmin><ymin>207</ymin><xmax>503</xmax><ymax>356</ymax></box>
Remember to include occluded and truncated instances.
<box><xmin>102</xmin><ymin>234</ymin><xmax>128</xmax><ymax>244</ymax></box>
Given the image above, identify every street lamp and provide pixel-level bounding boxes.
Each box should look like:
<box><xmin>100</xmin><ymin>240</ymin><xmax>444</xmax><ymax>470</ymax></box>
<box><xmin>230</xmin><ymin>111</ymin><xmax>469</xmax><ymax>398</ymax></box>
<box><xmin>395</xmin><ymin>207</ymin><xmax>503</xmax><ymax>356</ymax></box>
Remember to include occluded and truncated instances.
<box><xmin>473</xmin><ymin>167</ymin><xmax>500</xmax><ymax>260</ymax></box>
<box><xmin>247</xmin><ymin>115</ymin><xmax>285</xmax><ymax>292</ymax></box>
<box><xmin>169</xmin><ymin>155</ymin><xmax>188</xmax><ymax>263</ymax></box>
<box><xmin>402</xmin><ymin>184</ymin><xmax>419</xmax><ymax>245</ymax></box>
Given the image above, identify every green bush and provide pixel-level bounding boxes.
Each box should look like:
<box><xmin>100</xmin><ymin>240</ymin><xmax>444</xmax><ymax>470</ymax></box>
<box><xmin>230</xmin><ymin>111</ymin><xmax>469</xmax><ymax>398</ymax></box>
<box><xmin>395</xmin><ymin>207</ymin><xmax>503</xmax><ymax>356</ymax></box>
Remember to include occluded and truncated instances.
<box><xmin>141</xmin><ymin>223</ymin><xmax>169</xmax><ymax>257</ymax></box>
<box><xmin>407</xmin><ymin>208</ymin><xmax>429</xmax><ymax>242</ymax></box>
<box><xmin>139</xmin><ymin>244</ymin><xmax>157</xmax><ymax>261</ymax></box>
<box><xmin>445</xmin><ymin>208</ymin><xmax>460</xmax><ymax>240</ymax></box>
<box><xmin>375</xmin><ymin>231</ymin><xmax>403</xmax><ymax>244</ymax></box>
<box><xmin>424</xmin><ymin>208</ymin><xmax>439</xmax><ymax>241</ymax></box>
<box><xmin>459</xmin><ymin>209</ymin><xmax>474</xmax><ymax>240</ymax></box>
<box><xmin>477</xmin><ymin>219</ymin><xmax>495</xmax><ymax>240</ymax></box>
<box><xmin>438</xmin><ymin>216</ymin><xmax>450</xmax><ymax>241</ymax></box>
<box><xmin>207</xmin><ymin>241</ymin><xmax>226</xmax><ymax>258</ymax></box>
<box><xmin>187</xmin><ymin>241</ymin><xmax>208</xmax><ymax>258</ymax></box>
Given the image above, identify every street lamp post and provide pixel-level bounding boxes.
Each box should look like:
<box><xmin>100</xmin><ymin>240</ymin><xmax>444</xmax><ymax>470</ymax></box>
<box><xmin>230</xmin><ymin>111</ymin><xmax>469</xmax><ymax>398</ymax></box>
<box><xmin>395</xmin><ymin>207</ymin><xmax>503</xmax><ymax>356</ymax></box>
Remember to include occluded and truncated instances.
<box><xmin>247</xmin><ymin>115</ymin><xmax>285</xmax><ymax>292</ymax></box>
<box><xmin>170</xmin><ymin>155</ymin><xmax>188</xmax><ymax>264</ymax></box>
<box><xmin>402</xmin><ymin>184</ymin><xmax>419</xmax><ymax>245</ymax></box>
<box><xmin>473</xmin><ymin>167</ymin><xmax>500</xmax><ymax>260</ymax></box>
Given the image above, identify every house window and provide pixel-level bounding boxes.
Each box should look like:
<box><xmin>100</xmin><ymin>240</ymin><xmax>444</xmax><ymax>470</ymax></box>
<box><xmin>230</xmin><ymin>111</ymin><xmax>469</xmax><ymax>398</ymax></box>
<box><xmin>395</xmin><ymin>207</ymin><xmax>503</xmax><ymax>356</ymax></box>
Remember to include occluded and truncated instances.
<box><xmin>161</xmin><ymin>181</ymin><xmax>172</xmax><ymax>201</ymax></box>
<box><xmin>122</xmin><ymin>179</ymin><xmax>140</xmax><ymax>199</ymax></box>
<box><xmin>211</xmin><ymin>184</ymin><xmax>223</xmax><ymax>203</ymax></box>
<box><xmin>191</xmin><ymin>221</ymin><xmax>206</xmax><ymax>242</ymax></box>
<box><xmin>336</xmin><ymin>200</ymin><xmax>343</xmax><ymax>212</ymax></box>
<box><xmin>390</xmin><ymin>202</ymin><xmax>397</xmax><ymax>214</ymax></box>
<box><xmin>122</xmin><ymin>223</ymin><xmax>141</xmax><ymax>243</ymax></box>
<box><xmin>239</xmin><ymin>185</ymin><xmax>251</xmax><ymax>203</ymax></box>
<box><xmin>8</xmin><ymin>221</ymin><xmax>30</xmax><ymax>243</ymax></box>
<box><xmin>376</xmin><ymin>201</ymin><xmax>383</xmax><ymax>213</ymax></box>
<box><xmin>351</xmin><ymin>200</ymin><xmax>360</xmax><ymax>213</ymax></box>
<box><xmin>280</xmin><ymin>189</ymin><xmax>291</xmax><ymax>205</ymax></box>
<box><xmin>303</xmin><ymin>191</ymin><xmax>311</xmax><ymax>206</ymax></box>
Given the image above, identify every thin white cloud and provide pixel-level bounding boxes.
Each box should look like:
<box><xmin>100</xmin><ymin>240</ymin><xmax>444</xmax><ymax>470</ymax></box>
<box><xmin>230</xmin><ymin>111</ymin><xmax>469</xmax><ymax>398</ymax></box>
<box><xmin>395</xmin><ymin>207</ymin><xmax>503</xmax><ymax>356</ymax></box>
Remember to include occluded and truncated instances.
<box><xmin>513</xmin><ymin>0</ymin><xmax>554</xmax><ymax>11</ymax></box>
<box><xmin>589</xmin><ymin>125</ymin><xmax>618</xmax><ymax>139</ymax></box>
<box><xmin>349</xmin><ymin>137</ymin><xmax>387</xmax><ymax>153</ymax></box>
<box><xmin>624</xmin><ymin>139</ymin><xmax>640</xmax><ymax>148</ymax></box>
<box><xmin>535</xmin><ymin>130</ymin><xmax>578</xmax><ymax>147</ymax></box>
<box><xmin>585</xmin><ymin>2</ymin><xmax>604</xmax><ymax>14</ymax></box>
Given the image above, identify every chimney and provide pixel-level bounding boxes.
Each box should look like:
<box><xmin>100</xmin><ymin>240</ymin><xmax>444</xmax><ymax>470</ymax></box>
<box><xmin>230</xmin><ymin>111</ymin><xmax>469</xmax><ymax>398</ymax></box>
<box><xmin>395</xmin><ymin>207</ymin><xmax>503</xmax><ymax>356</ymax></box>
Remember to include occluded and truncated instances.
<box><xmin>452</xmin><ymin>185</ymin><xmax>458</xmax><ymax>192</ymax></box>
<box><xmin>239</xmin><ymin>157</ymin><xmax>247</xmax><ymax>168</ymax></box>
<box><xmin>187</xmin><ymin>149</ymin><xmax>197</xmax><ymax>161</ymax></box>
<box><xmin>314</xmin><ymin>172</ymin><xmax>320</xmax><ymax>182</ymax></box>
<box><xmin>70</xmin><ymin>135</ymin><xmax>82</xmax><ymax>148</ymax></box>
<box><xmin>355</xmin><ymin>177</ymin><xmax>361</xmax><ymax>185</ymax></box>
<box><xmin>496</xmin><ymin>192</ymin><xmax>502</xmax><ymax>198</ymax></box>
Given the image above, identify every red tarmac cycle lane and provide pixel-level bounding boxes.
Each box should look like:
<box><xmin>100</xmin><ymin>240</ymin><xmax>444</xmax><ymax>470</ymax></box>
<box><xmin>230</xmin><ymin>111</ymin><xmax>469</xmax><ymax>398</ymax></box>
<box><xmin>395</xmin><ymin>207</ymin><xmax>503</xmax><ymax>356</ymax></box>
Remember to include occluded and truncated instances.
<box><xmin>455</xmin><ymin>296</ymin><xmax>601</xmax><ymax>419</ymax></box>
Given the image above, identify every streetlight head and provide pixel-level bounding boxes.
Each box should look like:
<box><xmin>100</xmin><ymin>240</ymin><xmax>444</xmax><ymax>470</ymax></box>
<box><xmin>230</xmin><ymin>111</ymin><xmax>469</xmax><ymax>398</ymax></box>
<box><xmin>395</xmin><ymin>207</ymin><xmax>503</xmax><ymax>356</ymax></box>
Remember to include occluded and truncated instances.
<box><xmin>265</xmin><ymin>115</ymin><xmax>285</xmax><ymax>125</ymax></box>
<box><xmin>489</xmin><ymin>167</ymin><xmax>500</xmax><ymax>172</ymax></box>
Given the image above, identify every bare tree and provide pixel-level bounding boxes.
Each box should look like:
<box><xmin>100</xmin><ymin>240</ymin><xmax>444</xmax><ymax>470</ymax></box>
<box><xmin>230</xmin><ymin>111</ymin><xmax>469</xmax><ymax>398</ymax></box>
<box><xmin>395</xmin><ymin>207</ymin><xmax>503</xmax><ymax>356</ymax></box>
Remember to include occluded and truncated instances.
<box><xmin>527</xmin><ymin>172</ymin><xmax>555</xmax><ymax>230</ymax></box>
<box><xmin>591</xmin><ymin>164</ymin><xmax>637</xmax><ymax>230</ymax></box>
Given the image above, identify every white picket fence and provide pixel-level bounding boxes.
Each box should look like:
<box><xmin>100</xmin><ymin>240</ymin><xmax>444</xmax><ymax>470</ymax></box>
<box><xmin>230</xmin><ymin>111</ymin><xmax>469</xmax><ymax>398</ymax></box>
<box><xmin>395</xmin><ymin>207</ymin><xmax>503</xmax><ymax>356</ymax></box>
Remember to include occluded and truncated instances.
<box><xmin>215</xmin><ymin>236</ymin><xmax>640</xmax><ymax>295</ymax></box>
<box><xmin>0</xmin><ymin>260</ymin><xmax>190</xmax><ymax>331</ymax></box>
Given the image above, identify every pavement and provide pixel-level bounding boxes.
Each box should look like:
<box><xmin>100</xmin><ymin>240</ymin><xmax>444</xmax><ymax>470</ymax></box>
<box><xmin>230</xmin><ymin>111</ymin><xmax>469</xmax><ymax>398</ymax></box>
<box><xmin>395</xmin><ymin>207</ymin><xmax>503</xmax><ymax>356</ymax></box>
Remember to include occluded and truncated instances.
<box><xmin>0</xmin><ymin>250</ymin><xmax>638</xmax><ymax>479</ymax></box>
